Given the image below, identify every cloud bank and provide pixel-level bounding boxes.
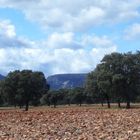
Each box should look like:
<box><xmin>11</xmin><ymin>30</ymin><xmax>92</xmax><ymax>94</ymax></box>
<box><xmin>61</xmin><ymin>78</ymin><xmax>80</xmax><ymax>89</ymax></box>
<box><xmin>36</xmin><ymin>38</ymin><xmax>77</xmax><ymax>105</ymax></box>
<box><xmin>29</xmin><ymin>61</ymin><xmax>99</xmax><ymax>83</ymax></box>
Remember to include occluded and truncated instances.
<box><xmin>0</xmin><ymin>20</ymin><xmax>117</xmax><ymax>76</ymax></box>
<box><xmin>1</xmin><ymin>0</ymin><xmax>140</xmax><ymax>76</ymax></box>
<box><xmin>0</xmin><ymin>0</ymin><xmax>140</xmax><ymax>31</ymax></box>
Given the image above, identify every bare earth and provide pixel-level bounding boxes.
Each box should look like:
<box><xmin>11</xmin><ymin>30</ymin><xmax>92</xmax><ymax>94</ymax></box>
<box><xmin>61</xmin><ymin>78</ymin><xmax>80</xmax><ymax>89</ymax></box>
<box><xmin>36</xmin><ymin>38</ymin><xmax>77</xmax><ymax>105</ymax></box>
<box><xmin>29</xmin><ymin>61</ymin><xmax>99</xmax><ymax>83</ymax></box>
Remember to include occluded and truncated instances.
<box><xmin>0</xmin><ymin>106</ymin><xmax>140</xmax><ymax>140</ymax></box>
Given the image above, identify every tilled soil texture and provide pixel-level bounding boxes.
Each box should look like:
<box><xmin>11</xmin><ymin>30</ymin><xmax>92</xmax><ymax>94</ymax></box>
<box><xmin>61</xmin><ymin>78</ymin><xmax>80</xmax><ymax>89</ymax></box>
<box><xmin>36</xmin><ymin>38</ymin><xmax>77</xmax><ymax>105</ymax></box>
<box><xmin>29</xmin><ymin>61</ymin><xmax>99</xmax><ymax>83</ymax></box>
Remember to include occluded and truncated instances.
<box><xmin>0</xmin><ymin>107</ymin><xmax>140</xmax><ymax>140</ymax></box>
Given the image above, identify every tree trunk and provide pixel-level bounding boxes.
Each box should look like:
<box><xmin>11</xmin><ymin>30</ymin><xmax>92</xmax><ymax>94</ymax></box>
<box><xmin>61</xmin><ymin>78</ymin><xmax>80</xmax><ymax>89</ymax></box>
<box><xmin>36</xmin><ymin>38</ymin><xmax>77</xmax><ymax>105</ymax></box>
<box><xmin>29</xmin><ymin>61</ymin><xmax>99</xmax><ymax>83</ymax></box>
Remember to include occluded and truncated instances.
<box><xmin>68</xmin><ymin>100</ymin><xmax>71</xmax><ymax>106</ymax></box>
<box><xmin>106</xmin><ymin>95</ymin><xmax>110</xmax><ymax>108</ymax></box>
<box><xmin>107</xmin><ymin>100</ymin><xmax>110</xmax><ymax>108</ymax></box>
<box><xmin>47</xmin><ymin>102</ymin><xmax>50</xmax><ymax>107</ymax></box>
<box><xmin>126</xmin><ymin>101</ymin><xmax>130</xmax><ymax>109</ymax></box>
<box><xmin>101</xmin><ymin>101</ymin><xmax>104</xmax><ymax>107</ymax></box>
<box><xmin>118</xmin><ymin>100</ymin><xmax>121</xmax><ymax>108</ymax></box>
<box><xmin>25</xmin><ymin>101</ymin><xmax>29</xmax><ymax>111</ymax></box>
<box><xmin>53</xmin><ymin>103</ymin><xmax>56</xmax><ymax>108</ymax></box>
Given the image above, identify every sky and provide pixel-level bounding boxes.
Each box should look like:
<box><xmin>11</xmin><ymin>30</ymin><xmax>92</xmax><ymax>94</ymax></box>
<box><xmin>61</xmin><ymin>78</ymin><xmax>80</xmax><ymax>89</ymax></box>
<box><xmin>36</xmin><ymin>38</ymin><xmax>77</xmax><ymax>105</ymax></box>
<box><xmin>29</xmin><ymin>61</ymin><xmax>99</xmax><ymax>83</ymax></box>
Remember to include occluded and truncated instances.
<box><xmin>0</xmin><ymin>0</ymin><xmax>140</xmax><ymax>77</ymax></box>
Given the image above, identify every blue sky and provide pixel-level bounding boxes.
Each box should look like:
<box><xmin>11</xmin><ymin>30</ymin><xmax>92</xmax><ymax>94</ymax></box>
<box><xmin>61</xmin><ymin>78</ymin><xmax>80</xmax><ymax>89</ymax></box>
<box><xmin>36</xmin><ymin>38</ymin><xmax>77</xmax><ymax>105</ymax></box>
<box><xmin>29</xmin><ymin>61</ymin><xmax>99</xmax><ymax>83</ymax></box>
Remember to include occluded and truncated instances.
<box><xmin>0</xmin><ymin>0</ymin><xmax>140</xmax><ymax>77</ymax></box>
<box><xmin>0</xmin><ymin>8</ymin><xmax>45</xmax><ymax>40</ymax></box>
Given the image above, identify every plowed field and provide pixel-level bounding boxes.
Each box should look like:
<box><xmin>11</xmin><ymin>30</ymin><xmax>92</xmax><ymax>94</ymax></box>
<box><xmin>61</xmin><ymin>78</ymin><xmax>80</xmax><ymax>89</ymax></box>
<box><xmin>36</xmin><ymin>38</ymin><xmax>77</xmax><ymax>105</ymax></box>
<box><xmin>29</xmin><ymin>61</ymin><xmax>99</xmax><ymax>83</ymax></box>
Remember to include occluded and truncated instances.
<box><xmin>0</xmin><ymin>106</ymin><xmax>140</xmax><ymax>140</ymax></box>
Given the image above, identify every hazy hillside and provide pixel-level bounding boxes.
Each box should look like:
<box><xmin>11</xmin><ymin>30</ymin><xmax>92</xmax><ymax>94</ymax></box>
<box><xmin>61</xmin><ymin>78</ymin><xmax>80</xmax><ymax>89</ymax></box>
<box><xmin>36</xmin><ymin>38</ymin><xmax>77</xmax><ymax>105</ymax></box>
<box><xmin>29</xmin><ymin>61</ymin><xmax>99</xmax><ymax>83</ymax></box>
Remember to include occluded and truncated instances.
<box><xmin>47</xmin><ymin>73</ymin><xmax>87</xmax><ymax>90</ymax></box>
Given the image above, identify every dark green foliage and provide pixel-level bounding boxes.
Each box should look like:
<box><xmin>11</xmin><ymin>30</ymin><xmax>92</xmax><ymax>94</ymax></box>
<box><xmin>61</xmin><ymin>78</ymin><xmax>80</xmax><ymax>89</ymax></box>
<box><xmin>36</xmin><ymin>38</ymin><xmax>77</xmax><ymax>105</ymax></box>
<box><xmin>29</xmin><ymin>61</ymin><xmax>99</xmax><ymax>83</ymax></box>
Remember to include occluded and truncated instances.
<box><xmin>40</xmin><ymin>88</ymin><xmax>86</xmax><ymax>107</ymax></box>
<box><xmin>0</xmin><ymin>70</ymin><xmax>48</xmax><ymax>110</ymax></box>
<box><xmin>86</xmin><ymin>51</ymin><xmax>140</xmax><ymax>108</ymax></box>
<box><xmin>40</xmin><ymin>90</ymin><xmax>59</xmax><ymax>107</ymax></box>
<box><xmin>70</xmin><ymin>87</ymin><xmax>85</xmax><ymax>106</ymax></box>
<box><xmin>40</xmin><ymin>93</ymin><xmax>51</xmax><ymax>106</ymax></box>
<box><xmin>63</xmin><ymin>89</ymin><xmax>72</xmax><ymax>106</ymax></box>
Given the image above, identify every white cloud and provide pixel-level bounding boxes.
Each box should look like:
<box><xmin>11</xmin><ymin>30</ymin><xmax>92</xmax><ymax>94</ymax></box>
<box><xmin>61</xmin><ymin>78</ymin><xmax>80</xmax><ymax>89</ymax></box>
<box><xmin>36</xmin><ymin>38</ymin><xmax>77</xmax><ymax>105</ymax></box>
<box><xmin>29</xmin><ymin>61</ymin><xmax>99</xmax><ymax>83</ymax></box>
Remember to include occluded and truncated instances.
<box><xmin>82</xmin><ymin>35</ymin><xmax>116</xmax><ymax>48</ymax></box>
<box><xmin>0</xmin><ymin>20</ymin><xmax>16</xmax><ymax>38</ymax></box>
<box><xmin>0</xmin><ymin>0</ymin><xmax>140</xmax><ymax>31</ymax></box>
<box><xmin>0</xmin><ymin>20</ymin><xmax>36</xmax><ymax>49</ymax></box>
<box><xmin>44</xmin><ymin>32</ymin><xmax>82</xmax><ymax>49</ymax></box>
<box><xmin>124</xmin><ymin>23</ymin><xmax>140</xmax><ymax>40</ymax></box>
<box><xmin>0</xmin><ymin>21</ymin><xmax>117</xmax><ymax>76</ymax></box>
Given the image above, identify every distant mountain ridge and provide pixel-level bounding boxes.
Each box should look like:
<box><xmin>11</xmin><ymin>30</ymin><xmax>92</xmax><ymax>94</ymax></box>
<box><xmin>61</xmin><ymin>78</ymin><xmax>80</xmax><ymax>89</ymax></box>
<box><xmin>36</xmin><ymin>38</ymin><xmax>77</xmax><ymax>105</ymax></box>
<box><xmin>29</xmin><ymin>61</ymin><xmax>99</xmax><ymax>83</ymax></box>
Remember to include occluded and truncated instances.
<box><xmin>0</xmin><ymin>73</ymin><xmax>87</xmax><ymax>90</ymax></box>
<box><xmin>0</xmin><ymin>74</ymin><xmax>5</xmax><ymax>80</ymax></box>
<box><xmin>47</xmin><ymin>73</ymin><xmax>87</xmax><ymax>90</ymax></box>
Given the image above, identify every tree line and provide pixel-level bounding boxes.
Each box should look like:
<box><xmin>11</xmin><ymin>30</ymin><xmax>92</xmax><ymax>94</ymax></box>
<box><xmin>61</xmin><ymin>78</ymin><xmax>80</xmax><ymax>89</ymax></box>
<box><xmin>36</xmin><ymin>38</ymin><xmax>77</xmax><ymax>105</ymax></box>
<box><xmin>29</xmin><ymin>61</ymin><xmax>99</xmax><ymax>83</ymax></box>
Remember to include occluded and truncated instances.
<box><xmin>0</xmin><ymin>70</ymin><xmax>86</xmax><ymax>110</ymax></box>
<box><xmin>0</xmin><ymin>51</ymin><xmax>140</xmax><ymax>110</ymax></box>
<box><xmin>85</xmin><ymin>51</ymin><xmax>140</xmax><ymax>108</ymax></box>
